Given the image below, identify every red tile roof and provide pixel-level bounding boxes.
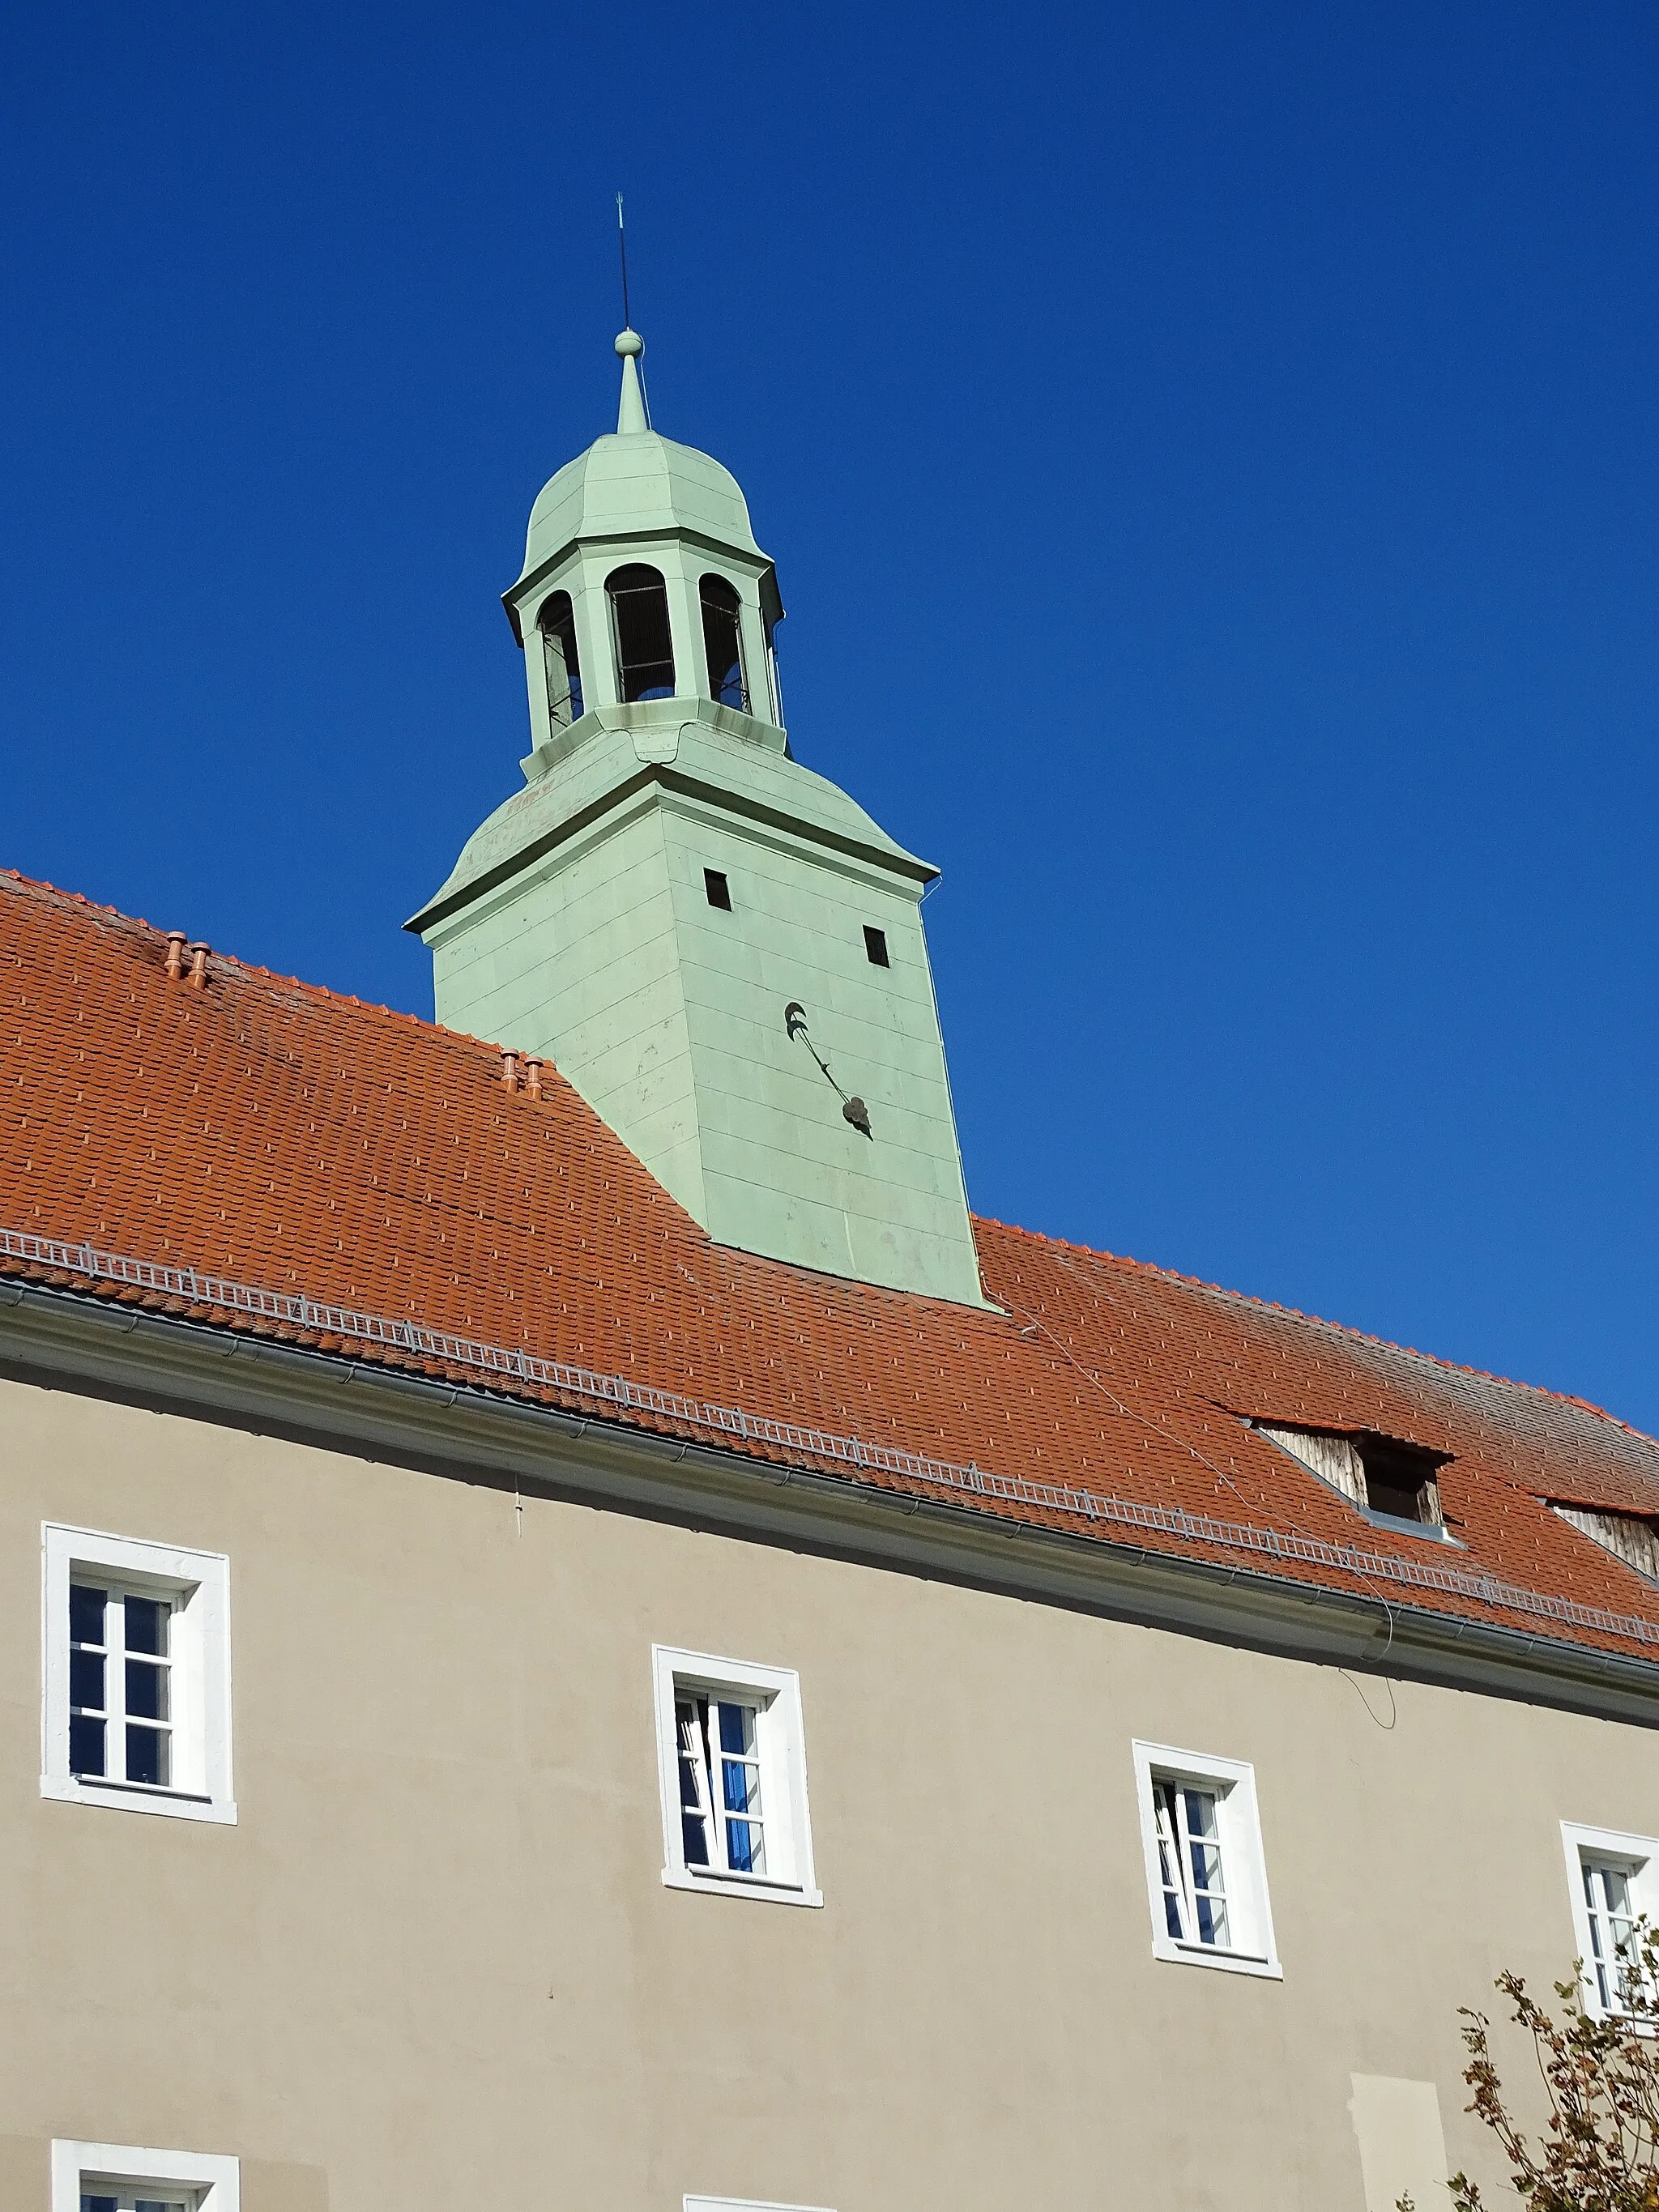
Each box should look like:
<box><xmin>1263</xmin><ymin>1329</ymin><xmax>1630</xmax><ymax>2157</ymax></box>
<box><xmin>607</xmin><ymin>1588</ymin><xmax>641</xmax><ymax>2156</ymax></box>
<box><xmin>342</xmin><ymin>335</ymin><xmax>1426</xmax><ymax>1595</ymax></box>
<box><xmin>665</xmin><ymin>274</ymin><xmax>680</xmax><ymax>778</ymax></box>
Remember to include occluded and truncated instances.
<box><xmin>6</xmin><ymin>867</ymin><xmax>1659</xmax><ymax>1664</ymax></box>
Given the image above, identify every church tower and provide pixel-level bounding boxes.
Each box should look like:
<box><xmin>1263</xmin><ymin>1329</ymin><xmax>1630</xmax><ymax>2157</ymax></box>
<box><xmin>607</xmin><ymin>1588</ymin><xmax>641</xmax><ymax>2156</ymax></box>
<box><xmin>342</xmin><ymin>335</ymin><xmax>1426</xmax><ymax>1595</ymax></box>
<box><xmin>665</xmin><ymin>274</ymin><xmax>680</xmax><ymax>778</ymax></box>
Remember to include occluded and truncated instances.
<box><xmin>407</xmin><ymin>330</ymin><xmax>986</xmax><ymax>1307</ymax></box>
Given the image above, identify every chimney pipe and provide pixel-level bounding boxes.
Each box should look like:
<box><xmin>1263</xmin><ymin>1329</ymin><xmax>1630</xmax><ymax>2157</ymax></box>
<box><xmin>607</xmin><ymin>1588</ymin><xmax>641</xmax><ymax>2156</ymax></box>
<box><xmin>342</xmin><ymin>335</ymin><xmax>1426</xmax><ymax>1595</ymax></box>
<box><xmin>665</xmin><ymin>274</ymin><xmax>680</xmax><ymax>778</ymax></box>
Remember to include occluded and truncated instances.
<box><xmin>524</xmin><ymin>1056</ymin><xmax>544</xmax><ymax>1100</ymax></box>
<box><xmin>164</xmin><ymin>931</ymin><xmax>187</xmax><ymax>981</ymax></box>
<box><xmin>187</xmin><ymin>943</ymin><xmax>210</xmax><ymax>990</ymax></box>
<box><xmin>500</xmin><ymin>1048</ymin><xmax>519</xmax><ymax>1093</ymax></box>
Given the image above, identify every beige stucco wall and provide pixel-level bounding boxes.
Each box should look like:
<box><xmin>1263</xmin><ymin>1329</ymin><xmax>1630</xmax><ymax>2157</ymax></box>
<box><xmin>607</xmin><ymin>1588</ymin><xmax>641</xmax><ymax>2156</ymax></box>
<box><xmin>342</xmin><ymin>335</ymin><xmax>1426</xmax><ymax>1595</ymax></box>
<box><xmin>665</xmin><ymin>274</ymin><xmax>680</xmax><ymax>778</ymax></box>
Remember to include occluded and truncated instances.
<box><xmin>1</xmin><ymin>1372</ymin><xmax>1651</xmax><ymax>2210</ymax></box>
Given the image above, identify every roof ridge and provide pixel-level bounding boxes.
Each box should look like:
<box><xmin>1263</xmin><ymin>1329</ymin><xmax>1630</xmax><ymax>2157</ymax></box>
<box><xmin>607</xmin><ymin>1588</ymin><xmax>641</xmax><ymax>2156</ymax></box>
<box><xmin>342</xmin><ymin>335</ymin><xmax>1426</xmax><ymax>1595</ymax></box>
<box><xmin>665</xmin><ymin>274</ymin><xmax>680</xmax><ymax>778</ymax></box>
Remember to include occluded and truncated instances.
<box><xmin>0</xmin><ymin>864</ymin><xmax>162</xmax><ymax>934</ymax></box>
<box><xmin>0</xmin><ymin>867</ymin><xmax>476</xmax><ymax>1049</ymax></box>
<box><xmin>974</xmin><ymin>1213</ymin><xmax>1657</xmax><ymax>1451</ymax></box>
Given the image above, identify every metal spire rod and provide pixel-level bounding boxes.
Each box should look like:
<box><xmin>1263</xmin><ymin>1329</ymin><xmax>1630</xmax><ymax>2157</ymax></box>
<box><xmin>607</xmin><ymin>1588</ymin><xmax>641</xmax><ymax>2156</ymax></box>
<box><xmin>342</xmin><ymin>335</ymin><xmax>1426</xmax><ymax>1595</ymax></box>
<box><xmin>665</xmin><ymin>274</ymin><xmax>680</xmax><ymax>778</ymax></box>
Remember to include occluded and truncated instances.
<box><xmin>616</xmin><ymin>194</ymin><xmax>631</xmax><ymax>334</ymax></box>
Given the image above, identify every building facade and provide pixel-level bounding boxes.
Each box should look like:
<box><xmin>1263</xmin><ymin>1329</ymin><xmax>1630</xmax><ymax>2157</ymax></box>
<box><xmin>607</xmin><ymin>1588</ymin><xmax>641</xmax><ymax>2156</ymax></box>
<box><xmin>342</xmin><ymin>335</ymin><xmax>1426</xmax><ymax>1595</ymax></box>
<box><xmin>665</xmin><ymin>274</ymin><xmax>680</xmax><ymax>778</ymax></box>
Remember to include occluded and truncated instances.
<box><xmin>3</xmin><ymin>335</ymin><xmax>1658</xmax><ymax>2212</ymax></box>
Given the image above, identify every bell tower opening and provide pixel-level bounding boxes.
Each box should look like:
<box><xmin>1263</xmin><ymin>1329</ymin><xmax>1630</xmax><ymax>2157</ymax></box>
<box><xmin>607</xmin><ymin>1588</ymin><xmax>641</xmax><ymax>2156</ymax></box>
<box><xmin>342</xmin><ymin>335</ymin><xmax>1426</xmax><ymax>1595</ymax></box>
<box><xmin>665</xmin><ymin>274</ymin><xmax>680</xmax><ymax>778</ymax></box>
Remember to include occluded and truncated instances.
<box><xmin>538</xmin><ymin>590</ymin><xmax>584</xmax><ymax>727</ymax></box>
<box><xmin>699</xmin><ymin>573</ymin><xmax>749</xmax><ymax>712</ymax></box>
<box><xmin>607</xmin><ymin>563</ymin><xmax>676</xmax><ymax>701</ymax></box>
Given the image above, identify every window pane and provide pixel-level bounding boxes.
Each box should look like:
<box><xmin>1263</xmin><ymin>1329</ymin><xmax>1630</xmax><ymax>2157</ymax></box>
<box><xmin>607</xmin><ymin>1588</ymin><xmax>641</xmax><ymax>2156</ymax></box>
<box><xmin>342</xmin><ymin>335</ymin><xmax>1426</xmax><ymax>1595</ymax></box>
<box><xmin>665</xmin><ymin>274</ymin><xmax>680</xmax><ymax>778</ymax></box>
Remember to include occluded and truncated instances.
<box><xmin>1183</xmin><ymin>1789</ymin><xmax>1219</xmax><ymax>1841</ymax></box>
<box><xmin>681</xmin><ymin>1810</ymin><xmax>711</xmax><ymax>1866</ymax></box>
<box><xmin>125</xmin><ymin>1595</ymin><xmax>169</xmax><ymax>1656</ymax></box>
<box><xmin>721</xmin><ymin>1758</ymin><xmax>761</xmax><ymax>1815</ymax></box>
<box><xmin>70</xmin><ymin>1583</ymin><xmax>105</xmax><ymax>1646</ymax></box>
<box><xmin>725</xmin><ymin>1818</ymin><xmax>766</xmax><ymax>1876</ymax></box>
<box><xmin>70</xmin><ymin>1713</ymin><xmax>105</xmax><ymax>1777</ymax></box>
<box><xmin>126</xmin><ymin>1723</ymin><xmax>169</xmax><ymax>1788</ymax></box>
<box><xmin>126</xmin><ymin>1657</ymin><xmax>168</xmax><ymax>1721</ymax></box>
<box><xmin>1195</xmin><ymin>1890</ymin><xmax>1231</xmax><ymax>1947</ymax></box>
<box><xmin>716</xmin><ymin>1701</ymin><xmax>753</xmax><ymax>1756</ymax></box>
<box><xmin>70</xmin><ymin>1647</ymin><xmax>105</xmax><ymax>1712</ymax></box>
<box><xmin>80</xmin><ymin>2196</ymin><xmax>118</xmax><ymax>2212</ymax></box>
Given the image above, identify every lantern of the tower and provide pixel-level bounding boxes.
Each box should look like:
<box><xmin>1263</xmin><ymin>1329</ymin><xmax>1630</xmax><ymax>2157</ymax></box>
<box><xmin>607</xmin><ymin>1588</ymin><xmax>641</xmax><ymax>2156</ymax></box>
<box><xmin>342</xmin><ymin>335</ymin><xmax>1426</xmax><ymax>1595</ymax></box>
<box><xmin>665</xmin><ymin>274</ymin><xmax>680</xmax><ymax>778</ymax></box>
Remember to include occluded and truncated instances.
<box><xmin>407</xmin><ymin>331</ymin><xmax>986</xmax><ymax>1308</ymax></box>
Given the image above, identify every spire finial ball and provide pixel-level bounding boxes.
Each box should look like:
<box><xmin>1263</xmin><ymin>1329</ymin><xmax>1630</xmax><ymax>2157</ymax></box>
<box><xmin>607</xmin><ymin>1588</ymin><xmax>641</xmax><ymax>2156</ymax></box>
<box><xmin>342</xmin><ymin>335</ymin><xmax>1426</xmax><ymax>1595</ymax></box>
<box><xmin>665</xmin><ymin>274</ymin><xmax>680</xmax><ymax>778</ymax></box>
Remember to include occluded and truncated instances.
<box><xmin>615</xmin><ymin>328</ymin><xmax>643</xmax><ymax>358</ymax></box>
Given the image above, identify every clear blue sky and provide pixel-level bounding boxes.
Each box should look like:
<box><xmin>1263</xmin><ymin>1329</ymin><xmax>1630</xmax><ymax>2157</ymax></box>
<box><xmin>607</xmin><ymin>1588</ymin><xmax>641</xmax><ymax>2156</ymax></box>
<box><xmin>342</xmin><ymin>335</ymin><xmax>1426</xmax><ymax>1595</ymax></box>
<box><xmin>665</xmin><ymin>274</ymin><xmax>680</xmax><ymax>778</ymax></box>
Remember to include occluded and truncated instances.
<box><xmin>3</xmin><ymin>3</ymin><xmax>1657</xmax><ymax>1428</ymax></box>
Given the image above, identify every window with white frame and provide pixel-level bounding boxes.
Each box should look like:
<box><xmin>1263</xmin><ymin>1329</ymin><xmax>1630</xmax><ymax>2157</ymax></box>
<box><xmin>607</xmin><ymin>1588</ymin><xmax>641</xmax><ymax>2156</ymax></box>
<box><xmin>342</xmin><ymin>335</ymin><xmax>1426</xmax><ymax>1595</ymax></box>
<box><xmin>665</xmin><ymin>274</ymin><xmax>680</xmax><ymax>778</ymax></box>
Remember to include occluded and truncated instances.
<box><xmin>652</xmin><ymin>1647</ymin><xmax>821</xmax><ymax>1906</ymax></box>
<box><xmin>1132</xmin><ymin>1741</ymin><xmax>1281</xmax><ymax>1978</ymax></box>
<box><xmin>51</xmin><ymin>2141</ymin><xmax>238</xmax><ymax>2212</ymax></box>
<box><xmin>1562</xmin><ymin>1822</ymin><xmax>1659</xmax><ymax>2017</ymax></box>
<box><xmin>685</xmin><ymin>2198</ymin><xmax>835</xmax><ymax>2212</ymax></box>
<box><xmin>42</xmin><ymin>1525</ymin><xmax>235</xmax><ymax>1825</ymax></box>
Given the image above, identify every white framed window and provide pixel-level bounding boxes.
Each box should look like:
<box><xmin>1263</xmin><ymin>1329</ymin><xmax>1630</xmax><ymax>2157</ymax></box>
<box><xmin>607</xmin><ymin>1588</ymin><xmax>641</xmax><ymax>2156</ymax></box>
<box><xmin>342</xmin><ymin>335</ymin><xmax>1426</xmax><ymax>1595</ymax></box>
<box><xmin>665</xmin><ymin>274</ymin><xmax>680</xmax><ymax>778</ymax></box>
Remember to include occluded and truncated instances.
<box><xmin>42</xmin><ymin>1524</ymin><xmax>235</xmax><ymax>1824</ymax></box>
<box><xmin>1132</xmin><ymin>1741</ymin><xmax>1281</xmax><ymax>1979</ymax></box>
<box><xmin>652</xmin><ymin>1646</ymin><xmax>821</xmax><ymax>1907</ymax></box>
<box><xmin>1562</xmin><ymin>1822</ymin><xmax>1659</xmax><ymax>2018</ymax></box>
<box><xmin>686</xmin><ymin>2199</ymin><xmax>834</xmax><ymax>2212</ymax></box>
<box><xmin>51</xmin><ymin>2140</ymin><xmax>239</xmax><ymax>2211</ymax></box>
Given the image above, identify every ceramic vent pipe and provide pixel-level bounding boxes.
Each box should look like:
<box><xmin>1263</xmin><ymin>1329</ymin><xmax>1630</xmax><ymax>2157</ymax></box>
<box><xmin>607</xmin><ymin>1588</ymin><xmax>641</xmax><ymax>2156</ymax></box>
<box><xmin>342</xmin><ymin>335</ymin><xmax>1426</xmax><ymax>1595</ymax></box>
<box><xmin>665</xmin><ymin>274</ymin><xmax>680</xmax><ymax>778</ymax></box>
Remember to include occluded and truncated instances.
<box><xmin>187</xmin><ymin>943</ymin><xmax>210</xmax><ymax>990</ymax></box>
<box><xmin>524</xmin><ymin>1056</ymin><xmax>544</xmax><ymax>1101</ymax></box>
<box><xmin>164</xmin><ymin>931</ymin><xmax>188</xmax><ymax>982</ymax></box>
<box><xmin>500</xmin><ymin>1048</ymin><xmax>519</xmax><ymax>1093</ymax></box>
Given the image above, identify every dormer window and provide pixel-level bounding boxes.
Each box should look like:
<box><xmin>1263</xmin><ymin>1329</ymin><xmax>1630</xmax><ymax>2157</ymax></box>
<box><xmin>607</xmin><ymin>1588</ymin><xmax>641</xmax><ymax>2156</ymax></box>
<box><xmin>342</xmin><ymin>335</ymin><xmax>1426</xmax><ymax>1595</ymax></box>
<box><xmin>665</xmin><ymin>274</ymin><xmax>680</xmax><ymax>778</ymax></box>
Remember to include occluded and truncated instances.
<box><xmin>1552</xmin><ymin>1505</ymin><xmax>1659</xmax><ymax>1585</ymax></box>
<box><xmin>1256</xmin><ymin>1423</ymin><xmax>1448</xmax><ymax>1532</ymax></box>
<box><xmin>607</xmin><ymin>564</ymin><xmax>676</xmax><ymax>702</ymax></box>
<box><xmin>699</xmin><ymin>574</ymin><xmax>749</xmax><ymax>712</ymax></box>
<box><xmin>538</xmin><ymin>591</ymin><xmax>584</xmax><ymax>727</ymax></box>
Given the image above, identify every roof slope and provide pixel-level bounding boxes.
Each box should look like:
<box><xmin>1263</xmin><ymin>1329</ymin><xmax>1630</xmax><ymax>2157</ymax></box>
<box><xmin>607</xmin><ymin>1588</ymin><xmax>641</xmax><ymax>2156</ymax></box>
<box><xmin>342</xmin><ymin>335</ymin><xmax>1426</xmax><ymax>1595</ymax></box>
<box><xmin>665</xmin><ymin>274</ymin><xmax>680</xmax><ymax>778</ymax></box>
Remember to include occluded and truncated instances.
<box><xmin>5</xmin><ymin>868</ymin><xmax>1659</xmax><ymax>1662</ymax></box>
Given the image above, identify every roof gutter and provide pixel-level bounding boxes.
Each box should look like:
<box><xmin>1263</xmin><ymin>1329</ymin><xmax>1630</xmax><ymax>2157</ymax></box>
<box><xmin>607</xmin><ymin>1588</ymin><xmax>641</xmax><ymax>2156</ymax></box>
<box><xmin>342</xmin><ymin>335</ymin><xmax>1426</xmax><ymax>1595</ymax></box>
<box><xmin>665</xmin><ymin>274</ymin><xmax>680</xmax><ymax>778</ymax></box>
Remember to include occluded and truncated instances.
<box><xmin>4</xmin><ymin>1273</ymin><xmax>1659</xmax><ymax>1731</ymax></box>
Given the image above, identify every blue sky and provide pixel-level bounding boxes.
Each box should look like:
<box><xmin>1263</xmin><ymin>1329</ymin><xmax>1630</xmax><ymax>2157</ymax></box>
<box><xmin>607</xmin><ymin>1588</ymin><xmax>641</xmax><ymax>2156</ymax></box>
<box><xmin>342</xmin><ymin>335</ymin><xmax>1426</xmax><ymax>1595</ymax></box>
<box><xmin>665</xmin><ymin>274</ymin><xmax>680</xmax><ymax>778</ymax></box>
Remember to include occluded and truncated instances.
<box><xmin>3</xmin><ymin>2</ymin><xmax>1657</xmax><ymax>1427</ymax></box>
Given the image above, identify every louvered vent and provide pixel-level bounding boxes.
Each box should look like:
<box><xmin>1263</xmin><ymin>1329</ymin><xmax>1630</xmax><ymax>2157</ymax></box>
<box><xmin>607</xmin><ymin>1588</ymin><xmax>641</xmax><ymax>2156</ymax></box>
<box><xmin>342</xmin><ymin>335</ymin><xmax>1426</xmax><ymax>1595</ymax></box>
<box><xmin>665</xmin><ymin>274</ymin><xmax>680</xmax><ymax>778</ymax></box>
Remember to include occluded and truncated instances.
<box><xmin>1553</xmin><ymin>1505</ymin><xmax>1659</xmax><ymax>1586</ymax></box>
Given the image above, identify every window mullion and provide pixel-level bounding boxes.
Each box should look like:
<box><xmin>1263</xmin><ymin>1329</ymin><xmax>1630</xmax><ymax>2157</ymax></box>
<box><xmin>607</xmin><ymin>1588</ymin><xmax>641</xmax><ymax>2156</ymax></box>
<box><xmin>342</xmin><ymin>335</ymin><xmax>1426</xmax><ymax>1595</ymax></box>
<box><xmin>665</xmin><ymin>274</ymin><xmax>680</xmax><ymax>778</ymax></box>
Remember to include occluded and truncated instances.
<box><xmin>1171</xmin><ymin>1787</ymin><xmax>1198</xmax><ymax>1937</ymax></box>
<box><xmin>1154</xmin><ymin>1784</ymin><xmax>1188</xmax><ymax>1940</ymax></box>
<box><xmin>109</xmin><ymin>1589</ymin><xmax>129</xmax><ymax>1781</ymax></box>
<box><xmin>698</xmin><ymin>1699</ymin><xmax>727</xmax><ymax>1874</ymax></box>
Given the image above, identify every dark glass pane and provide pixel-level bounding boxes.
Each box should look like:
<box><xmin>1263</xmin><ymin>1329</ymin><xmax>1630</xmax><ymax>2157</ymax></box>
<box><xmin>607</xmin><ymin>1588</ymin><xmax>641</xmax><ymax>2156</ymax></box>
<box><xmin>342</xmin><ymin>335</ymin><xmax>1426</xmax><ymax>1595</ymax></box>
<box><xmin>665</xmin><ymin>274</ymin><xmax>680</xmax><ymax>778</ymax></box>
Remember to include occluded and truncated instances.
<box><xmin>717</xmin><ymin>1701</ymin><xmax>749</xmax><ymax>1755</ymax></box>
<box><xmin>677</xmin><ymin>1753</ymin><xmax>702</xmax><ymax>1811</ymax></box>
<box><xmin>125</xmin><ymin>1595</ymin><xmax>168</xmax><ymax>1656</ymax></box>
<box><xmin>608</xmin><ymin>565</ymin><xmax>676</xmax><ymax>702</ymax></box>
<box><xmin>680</xmin><ymin>1811</ymin><xmax>710</xmax><ymax>1866</ymax></box>
<box><xmin>126</xmin><ymin>1724</ymin><xmax>168</xmax><ymax>1787</ymax></box>
<box><xmin>82</xmin><ymin>2196</ymin><xmax>119</xmax><ymax>2212</ymax></box>
<box><xmin>126</xmin><ymin>1657</ymin><xmax>168</xmax><ymax>1721</ymax></box>
<box><xmin>699</xmin><ymin>576</ymin><xmax>748</xmax><ymax>711</ymax></box>
<box><xmin>70</xmin><ymin>1648</ymin><xmax>104</xmax><ymax>1711</ymax></box>
<box><xmin>864</xmin><ymin>925</ymin><xmax>889</xmax><ymax>967</ymax></box>
<box><xmin>70</xmin><ymin>1583</ymin><xmax>104</xmax><ymax>1647</ymax></box>
<box><xmin>703</xmin><ymin>868</ymin><xmax>731</xmax><ymax>911</ymax></box>
<box><xmin>726</xmin><ymin>1818</ymin><xmax>760</xmax><ymax>1873</ymax></box>
<box><xmin>69</xmin><ymin>1713</ymin><xmax>105</xmax><ymax>1777</ymax></box>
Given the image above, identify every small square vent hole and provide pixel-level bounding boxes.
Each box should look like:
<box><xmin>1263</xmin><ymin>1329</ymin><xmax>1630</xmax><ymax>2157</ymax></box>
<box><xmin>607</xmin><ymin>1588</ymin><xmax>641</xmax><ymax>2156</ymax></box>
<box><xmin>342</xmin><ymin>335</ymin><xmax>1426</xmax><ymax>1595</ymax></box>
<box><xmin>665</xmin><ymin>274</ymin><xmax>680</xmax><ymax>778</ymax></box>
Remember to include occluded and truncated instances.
<box><xmin>704</xmin><ymin>868</ymin><xmax>731</xmax><ymax>911</ymax></box>
<box><xmin>864</xmin><ymin>925</ymin><xmax>889</xmax><ymax>967</ymax></box>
